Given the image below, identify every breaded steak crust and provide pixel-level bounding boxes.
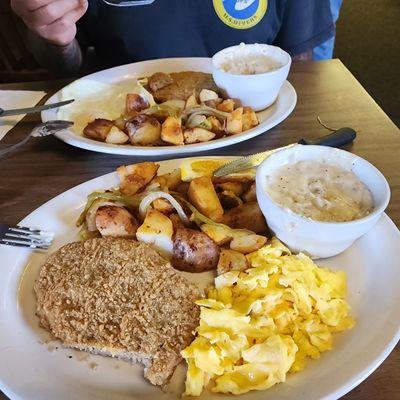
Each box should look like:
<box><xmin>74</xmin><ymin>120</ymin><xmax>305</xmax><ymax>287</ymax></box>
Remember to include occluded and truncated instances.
<box><xmin>34</xmin><ymin>237</ymin><xmax>200</xmax><ymax>386</ymax></box>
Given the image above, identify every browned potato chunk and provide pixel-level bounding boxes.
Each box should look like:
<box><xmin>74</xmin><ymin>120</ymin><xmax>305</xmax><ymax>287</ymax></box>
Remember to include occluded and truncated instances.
<box><xmin>83</xmin><ymin>119</ymin><xmax>114</xmax><ymax>141</ymax></box>
<box><xmin>117</xmin><ymin>162</ymin><xmax>159</xmax><ymax>195</ymax></box>
<box><xmin>226</xmin><ymin>107</ymin><xmax>243</xmax><ymax>135</ymax></box>
<box><xmin>218</xmin><ymin>190</ymin><xmax>243</xmax><ymax>209</ymax></box>
<box><xmin>184</xmin><ymin>127</ymin><xmax>215</xmax><ymax>144</ymax></box>
<box><xmin>113</xmin><ymin>115</ymin><xmax>127</xmax><ymax>131</ymax></box>
<box><xmin>95</xmin><ymin>206</ymin><xmax>138</xmax><ymax>238</ymax></box>
<box><xmin>230</xmin><ymin>234</ymin><xmax>267</xmax><ymax>254</ymax></box>
<box><xmin>148</xmin><ymin>72</ymin><xmax>173</xmax><ymax>92</ymax></box>
<box><xmin>126</xmin><ymin>114</ymin><xmax>161</xmax><ymax>146</ymax></box>
<box><xmin>242</xmin><ymin>182</ymin><xmax>256</xmax><ymax>202</ymax></box>
<box><xmin>185</xmin><ymin>93</ymin><xmax>198</xmax><ymax>110</ymax></box>
<box><xmin>161</xmin><ymin>116</ymin><xmax>184</xmax><ymax>145</ymax></box>
<box><xmin>217</xmin><ymin>99</ymin><xmax>235</xmax><ymax>113</ymax></box>
<box><xmin>172</xmin><ymin>227</ymin><xmax>220</xmax><ymax>272</ymax></box>
<box><xmin>151</xmin><ymin>168</ymin><xmax>182</xmax><ymax>191</ymax></box>
<box><xmin>126</xmin><ymin>93</ymin><xmax>149</xmax><ymax>113</ymax></box>
<box><xmin>217</xmin><ymin>249</ymin><xmax>249</xmax><ymax>275</ymax></box>
<box><xmin>207</xmin><ymin>116</ymin><xmax>224</xmax><ymax>135</ymax></box>
<box><xmin>242</xmin><ymin>107</ymin><xmax>259</xmax><ymax>131</ymax></box>
<box><xmin>200</xmin><ymin>224</ymin><xmax>232</xmax><ymax>245</ymax></box>
<box><xmin>222</xmin><ymin>201</ymin><xmax>268</xmax><ymax>234</ymax></box>
<box><xmin>105</xmin><ymin>126</ymin><xmax>129</xmax><ymax>144</ymax></box>
<box><xmin>215</xmin><ymin>181</ymin><xmax>244</xmax><ymax>196</ymax></box>
<box><xmin>152</xmin><ymin>198</ymin><xmax>175</xmax><ymax>214</ymax></box>
<box><xmin>188</xmin><ymin>176</ymin><xmax>224</xmax><ymax>221</ymax></box>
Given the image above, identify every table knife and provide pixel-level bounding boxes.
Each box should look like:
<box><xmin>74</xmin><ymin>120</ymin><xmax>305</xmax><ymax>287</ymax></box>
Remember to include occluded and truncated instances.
<box><xmin>213</xmin><ymin>127</ymin><xmax>356</xmax><ymax>177</ymax></box>
<box><xmin>0</xmin><ymin>99</ymin><xmax>74</xmax><ymax>117</ymax></box>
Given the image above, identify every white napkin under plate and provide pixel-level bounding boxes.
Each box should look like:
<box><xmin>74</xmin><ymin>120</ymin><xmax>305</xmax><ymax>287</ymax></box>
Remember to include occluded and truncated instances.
<box><xmin>0</xmin><ymin>90</ymin><xmax>47</xmax><ymax>140</ymax></box>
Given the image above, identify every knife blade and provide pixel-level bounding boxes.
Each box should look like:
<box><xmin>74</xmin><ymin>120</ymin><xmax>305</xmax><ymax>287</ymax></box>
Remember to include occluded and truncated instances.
<box><xmin>213</xmin><ymin>127</ymin><xmax>356</xmax><ymax>177</ymax></box>
<box><xmin>0</xmin><ymin>99</ymin><xmax>74</xmax><ymax>117</ymax></box>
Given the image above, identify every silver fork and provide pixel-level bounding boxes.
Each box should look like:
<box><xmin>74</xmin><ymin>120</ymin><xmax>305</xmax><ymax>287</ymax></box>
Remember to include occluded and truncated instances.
<box><xmin>0</xmin><ymin>120</ymin><xmax>73</xmax><ymax>157</ymax></box>
<box><xmin>0</xmin><ymin>224</ymin><xmax>54</xmax><ymax>250</ymax></box>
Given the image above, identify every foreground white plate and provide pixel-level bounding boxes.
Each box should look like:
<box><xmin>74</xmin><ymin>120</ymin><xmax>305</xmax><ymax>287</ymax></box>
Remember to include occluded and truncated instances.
<box><xmin>1</xmin><ymin>157</ymin><xmax>400</xmax><ymax>400</ymax></box>
<box><xmin>41</xmin><ymin>58</ymin><xmax>297</xmax><ymax>156</ymax></box>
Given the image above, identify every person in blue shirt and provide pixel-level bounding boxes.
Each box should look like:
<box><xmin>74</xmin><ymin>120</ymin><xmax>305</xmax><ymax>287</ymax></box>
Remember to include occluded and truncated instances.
<box><xmin>11</xmin><ymin>0</ymin><xmax>335</xmax><ymax>75</ymax></box>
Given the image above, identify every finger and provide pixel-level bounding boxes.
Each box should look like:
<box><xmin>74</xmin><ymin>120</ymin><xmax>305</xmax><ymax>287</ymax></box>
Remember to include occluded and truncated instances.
<box><xmin>11</xmin><ymin>0</ymin><xmax>53</xmax><ymax>14</ymax></box>
<box><xmin>24</xmin><ymin>0</ymin><xmax>82</xmax><ymax>27</ymax></box>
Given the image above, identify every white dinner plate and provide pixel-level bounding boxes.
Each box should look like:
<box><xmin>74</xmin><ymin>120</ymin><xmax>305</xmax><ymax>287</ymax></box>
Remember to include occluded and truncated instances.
<box><xmin>1</xmin><ymin>157</ymin><xmax>400</xmax><ymax>400</ymax></box>
<box><xmin>41</xmin><ymin>58</ymin><xmax>297</xmax><ymax>156</ymax></box>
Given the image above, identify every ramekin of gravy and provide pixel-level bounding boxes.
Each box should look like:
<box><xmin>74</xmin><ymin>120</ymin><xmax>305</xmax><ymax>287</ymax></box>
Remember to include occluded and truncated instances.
<box><xmin>256</xmin><ymin>145</ymin><xmax>390</xmax><ymax>258</ymax></box>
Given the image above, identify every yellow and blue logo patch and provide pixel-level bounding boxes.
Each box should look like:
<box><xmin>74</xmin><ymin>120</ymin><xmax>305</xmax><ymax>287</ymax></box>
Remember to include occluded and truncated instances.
<box><xmin>213</xmin><ymin>0</ymin><xmax>268</xmax><ymax>29</ymax></box>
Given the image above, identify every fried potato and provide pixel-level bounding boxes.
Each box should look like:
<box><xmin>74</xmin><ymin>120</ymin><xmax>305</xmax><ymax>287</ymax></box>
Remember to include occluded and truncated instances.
<box><xmin>105</xmin><ymin>126</ymin><xmax>129</xmax><ymax>144</ymax></box>
<box><xmin>95</xmin><ymin>206</ymin><xmax>138</xmax><ymax>238</ymax></box>
<box><xmin>199</xmin><ymin>89</ymin><xmax>218</xmax><ymax>103</ymax></box>
<box><xmin>207</xmin><ymin>116</ymin><xmax>224</xmax><ymax>135</ymax></box>
<box><xmin>83</xmin><ymin>119</ymin><xmax>114</xmax><ymax>141</ymax></box>
<box><xmin>217</xmin><ymin>99</ymin><xmax>235</xmax><ymax>113</ymax></box>
<box><xmin>200</xmin><ymin>224</ymin><xmax>232</xmax><ymax>245</ymax></box>
<box><xmin>151</xmin><ymin>168</ymin><xmax>182</xmax><ymax>191</ymax></box>
<box><xmin>185</xmin><ymin>94</ymin><xmax>198</xmax><ymax>110</ymax></box>
<box><xmin>152</xmin><ymin>198</ymin><xmax>175</xmax><ymax>214</ymax></box>
<box><xmin>222</xmin><ymin>201</ymin><xmax>268</xmax><ymax>234</ymax></box>
<box><xmin>161</xmin><ymin>116</ymin><xmax>184</xmax><ymax>145</ymax></box>
<box><xmin>230</xmin><ymin>234</ymin><xmax>267</xmax><ymax>254</ymax></box>
<box><xmin>126</xmin><ymin>93</ymin><xmax>149</xmax><ymax>113</ymax></box>
<box><xmin>126</xmin><ymin>114</ymin><xmax>161</xmax><ymax>146</ymax></box>
<box><xmin>226</xmin><ymin>107</ymin><xmax>243</xmax><ymax>135</ymax></box>
<box><xmin>136</xmin><ymin>209</ymin><xmax>173</xmax><ymax>258</ymax></box>
<box><xmin>117</xmin><ymin>162</ymin><xmax>159</xmax><ymax>195</ymax></box>
<box><xmin>113</xmin><ymin>115</ymin><xmax>127</xmax><ymax>131</ymax></box>
<box><xmin>217</xmin><ymin>249</ymin><xmax>249</xmax><ymax>275</ymax></box>
<box><xmin>242</xmin><ymin>182</ymin><xmax>257</xmax><ymax>202</ymax></box>
<box><xmin>188</xmin><ymin>176</ymin><xmax>224</xmax><ymax>221</ymax></box>
<box><xmin>184</xmin><ymin>127</ymin><xmax>215</xmax><ymax>144</ymax></box>
<box><xmin>242</xmin><ymin>107</ymin><xmax>259</xmax><ymax>131</ymax></box>
<box><xmin>148</xmin><ymin>72</ymin><xmax>173</xmax><ymax>92</ymax></box>
<box><xmin>218</xmin><ymin>190</ymin><xmax>243</xmax><ymax>209</ymax></box>
<box><xmin>215</xmin><ymin>181</ymin><xmax>244</xmax><ymax>196</ymax></box>
<box><xmin>172</xmin><ymin>227</ymin><xmax>220</xmax><ymax>272</ymax></box>
<box><xmin>203</xmin><ymin>99</ymin><xmax>223</xmax><ymax>108</ymax></box>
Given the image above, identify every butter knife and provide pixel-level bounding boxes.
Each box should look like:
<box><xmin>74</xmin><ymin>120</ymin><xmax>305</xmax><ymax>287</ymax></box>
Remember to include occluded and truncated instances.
<box><xmin>213</xmin><ymin>127</ymin><xmax>356</xmax><ymax>177</ymax></box>
<box><xmin>0</xmin><ymin>99</ymin><xmax>74</xmax><ymax>117</ymax></box>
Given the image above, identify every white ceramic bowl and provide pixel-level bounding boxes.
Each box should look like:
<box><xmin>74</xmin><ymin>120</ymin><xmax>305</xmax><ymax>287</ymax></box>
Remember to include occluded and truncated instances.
<box><xmin>212</xmin><ymin>44</ymin><xmax>291</xmax><ymax>111</ymax></box>
<box><xmin>256</xmin><ymin>145</ymin><xmax>391</xmax><ymax>258</ymax></box>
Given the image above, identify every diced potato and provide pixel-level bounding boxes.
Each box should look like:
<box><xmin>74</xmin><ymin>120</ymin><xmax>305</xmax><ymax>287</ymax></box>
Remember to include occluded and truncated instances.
<box><xmin>113</xmin><ymin>115</ymin><xmax>127</xmax><ymax>131</ymax></box>
<box><xmin>117</xmin><ymin>162</ymin><xmax>159</xmax><ymax>195</ymax></box>
<box><xmin>199</xmin><ymin>89</ymin><xmax>219</xmax><ymax>103</ymax></box>
<box><xmin>230</xmin><ymin>234</ymin><xmax>267</xmax><ymax>254</ymax></box>
<box><xmin>184</xmin><ymin>127</ymin><xmax>215</xmax><ymax>144</ymax></box>
<box><xmin>217</xmin><ymin>99</ymin><xmax>235</xmax><ymax>113</ymax></box>
<box><xmin>83</xmin><ymin>119</ymin><xmax>114</xmax><ymax>141</ymax></box>
<box><xmin>126</xmin><ymin>114</ymin><xmax>161</xmax><ymax>146</ymax></box>
<box><xmin>217</xmin><ymin>249</ymin><xmax>249</xmax><ymax>275</ymax></box>
<box><xmin>161</xmin><ymin>116</ymin><xmax>184</xmax><ymax>145</ymax></box>
<box><xmin>215</xmin><ymin>181</ymin><xmax>244</xmax><ymax>196</ymax></box>
<box><xmin>218</xmin><ymin>190</ymin><xmax>243</xmax><ymax>209</ymax></box>
<box><xmin>105</xmin><ymin>126</ymin><xmax>129</xmax><ymax>144</ymax></box>
<box><xmin>207</xmin><ymin>116</ymin><xmax>224</xmax><ymax>135</ymax></box>
<box><xmin>242</xmin><ymin>182</ymin><xmax>256</xmax><ymax>202</ymax></box>
<box><xmin>226</xmin><ymin>107</ymin><xmax>243</xmax><ymax>135</ymax></box>
<box><xmin>152</xmin><ymin>198</ymin><xmax>175</xmax><ymax>214</ymax></box>
<box><xmin>242</xmin><ymin>107</ymin><xmax>259</xmax><ymax>131</ymax></box>
<box><xmin>185</xmin><ymin>93</ymin><xmax>198</xmax><ymax>110</ymax></box>
<box><xmin>126</xmin><ymin>93</ymin><xmax>149</xmax><ymax>113</ymax></box>
<box><xmin>136</xmin><ymin>209</ymin><xmax>173</xmax><ymax>258</ymax></box>
<box><xmin>95</xmin><ymin>206</ymin><xmax>138</xmax><ymax>238</ymax></box>
<box><xmin>151</xmin><ymin>168</ymin><xmax>182</xmax><ymax>191</ymax></box>
<box><xmin>188</xmin><ymin>176</ymin><xmax>224</xmax><ymax>222</ymax></box>
<box><xmin>222</xmin><ymin>201</ymin><xmax>268</xmax><ymax>234</ymax></box>
<box><xmin>200</xmin><ymin>224</ymin><xmax>232</xmax><ymax>245</ymax></box>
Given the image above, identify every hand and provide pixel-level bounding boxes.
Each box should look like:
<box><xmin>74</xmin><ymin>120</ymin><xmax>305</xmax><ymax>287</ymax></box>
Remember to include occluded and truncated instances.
<box><xmin>11</xmin><ymin>0</ymin><xmax>88</xmax><ymax>46</ymax></box>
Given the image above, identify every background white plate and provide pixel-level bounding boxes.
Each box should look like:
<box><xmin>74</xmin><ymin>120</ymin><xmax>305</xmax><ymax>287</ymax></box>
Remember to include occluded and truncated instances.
<box><xmin>1</xmin><ymin>157</ymin><xmax>400</xmax><ymax>400</ymax></box>
<box><xmin>41</xmin><ymin>58</ymin><xmax>297</xmax><ymax>156</ymax></box>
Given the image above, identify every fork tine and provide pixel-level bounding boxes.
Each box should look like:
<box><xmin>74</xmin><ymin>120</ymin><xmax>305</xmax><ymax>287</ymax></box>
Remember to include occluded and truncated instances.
<box><xmin>4</xmin><ymin>232</ymin><xmax>53</xmax><ymax>243</ymax></box>
<box><xmin>0</xmin><ymin>238</ymin><xmax>51</xmax><ymax>249</ymax></box>
<box><xmin>13</xmin><ymin>226</ymin><xmax>54</xmax><ymax>237</ymax></box>
<box><xmin>8</xmin><ymin>228</ymin><xmax>54</xmax><ymax>240</ymax></box>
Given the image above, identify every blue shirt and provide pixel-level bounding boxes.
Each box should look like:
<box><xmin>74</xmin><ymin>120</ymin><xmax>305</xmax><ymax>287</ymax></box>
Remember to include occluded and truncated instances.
<box><xmin>78</xmin><ymin>0</ymin><xmax>334</xmax><ymax>68</ymax></box>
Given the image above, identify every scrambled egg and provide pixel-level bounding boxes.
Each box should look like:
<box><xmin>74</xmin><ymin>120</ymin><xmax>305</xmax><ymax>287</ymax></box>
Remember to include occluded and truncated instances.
<box><xmin>182</xmin><ymin>238</ymin><xmax>354</xmax><ymax>396</ymax></box>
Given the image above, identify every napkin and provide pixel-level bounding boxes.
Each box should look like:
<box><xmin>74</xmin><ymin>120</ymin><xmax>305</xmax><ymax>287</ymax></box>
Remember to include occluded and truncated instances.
<box><xmin>0</xmin><ymin>90</ymin><xmax>47</xmax><ymax>140</ymax></box>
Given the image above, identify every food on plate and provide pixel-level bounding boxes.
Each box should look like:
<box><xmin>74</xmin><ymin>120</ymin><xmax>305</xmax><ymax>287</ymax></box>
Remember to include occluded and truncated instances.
<box><xmin>59</xmin><ymin>71</ymin><xmax>260</xmax><ymax>147</ymax></box>
<box><xmin>76</xmin><ymin>160</ymin><xmax>267</xmax><ymax>273</ymax></box>
<box><xmin>216</xmin><ymin>249</ymin><xmax>249</xmax><ymax>275</ymax></box>
<box><xmin>266</xmin><ymin>160</ymin><xmax>374</xmax><ymax>222</ymax></box>
<box><xmin>34</xmin><ymin>237</ymin><xmax>201</xmax><ymax>386</ymax></box>
<box><xmin>182</xmin><ymin>238</ymin><xmax>355</xmax><ymax>396</ymax></box>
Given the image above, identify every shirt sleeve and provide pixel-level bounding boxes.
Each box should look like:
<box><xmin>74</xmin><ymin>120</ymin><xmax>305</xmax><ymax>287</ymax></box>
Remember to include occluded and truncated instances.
<box><xmin>273</xmin><ymin>0</ymin><xmax>335</xmax><ymax>56</ymax></box>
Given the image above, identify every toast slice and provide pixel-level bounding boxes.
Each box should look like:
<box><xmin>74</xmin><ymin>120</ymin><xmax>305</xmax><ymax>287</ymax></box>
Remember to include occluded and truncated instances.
<box><xmin>34</xmin><ymin>237</ymin><xmax>200</xmax><ymax>386</ymax></box>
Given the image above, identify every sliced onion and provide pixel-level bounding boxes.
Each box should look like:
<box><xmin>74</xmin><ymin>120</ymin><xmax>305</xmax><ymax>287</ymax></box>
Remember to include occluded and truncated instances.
<box><xmin>85</xmin><ymin>199</ymin><xmax>125</xmax><ymax>231</ymax></box>
<box><xmin>139</xmin><ymin>191</ymin><xmax>189</xmax><ymax>224</ymax></box>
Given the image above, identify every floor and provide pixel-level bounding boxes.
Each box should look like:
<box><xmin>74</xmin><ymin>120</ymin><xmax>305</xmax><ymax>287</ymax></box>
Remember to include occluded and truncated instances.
<box><xmin>334</xmin><ymin>0</ymin><xmax>400</xmax><ymax>127</ymax></box>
